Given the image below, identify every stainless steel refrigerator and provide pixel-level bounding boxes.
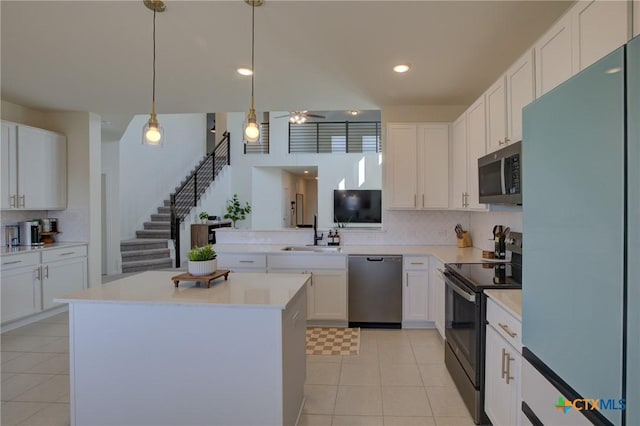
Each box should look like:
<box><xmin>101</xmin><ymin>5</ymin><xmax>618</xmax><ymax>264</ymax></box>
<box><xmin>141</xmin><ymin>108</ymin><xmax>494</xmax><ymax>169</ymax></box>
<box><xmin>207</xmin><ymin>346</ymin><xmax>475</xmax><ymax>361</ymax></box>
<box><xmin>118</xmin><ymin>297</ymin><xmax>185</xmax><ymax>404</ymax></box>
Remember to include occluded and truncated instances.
<box><xmin>521</xmin><ymin>35</ymin><xmax>638</xmax><ymax>426</ymax></box>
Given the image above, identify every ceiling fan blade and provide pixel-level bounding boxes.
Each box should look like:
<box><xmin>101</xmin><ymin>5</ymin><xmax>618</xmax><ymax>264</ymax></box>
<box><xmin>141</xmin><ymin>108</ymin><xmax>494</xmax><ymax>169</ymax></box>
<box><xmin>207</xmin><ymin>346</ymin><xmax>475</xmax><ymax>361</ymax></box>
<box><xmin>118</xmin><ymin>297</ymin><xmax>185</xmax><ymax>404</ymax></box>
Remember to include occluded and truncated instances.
<box><xmin>274</xmin><ymin>114</ymin><xmax>290</xmax><ymax>118</ymax></box>
<box><xmin>305</xmin><ymin>113</ymin><xmax>325</xmax><ymax>118</ymax></box>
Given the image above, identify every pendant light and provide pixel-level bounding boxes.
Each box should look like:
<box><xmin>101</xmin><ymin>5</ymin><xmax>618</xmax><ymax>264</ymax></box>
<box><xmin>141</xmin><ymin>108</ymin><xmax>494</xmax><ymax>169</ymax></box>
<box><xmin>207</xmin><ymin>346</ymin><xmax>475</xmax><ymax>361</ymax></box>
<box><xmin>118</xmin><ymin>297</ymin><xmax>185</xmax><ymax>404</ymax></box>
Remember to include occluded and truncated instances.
<box><xmin>142</xmin><ymin>0</ymin><xmax>166</xmax><ymax>146</ymax></box>
<box><xmin>244</xmin><ymin>0</ymin><xmax>262</xmax><ymax>144</ymax></box>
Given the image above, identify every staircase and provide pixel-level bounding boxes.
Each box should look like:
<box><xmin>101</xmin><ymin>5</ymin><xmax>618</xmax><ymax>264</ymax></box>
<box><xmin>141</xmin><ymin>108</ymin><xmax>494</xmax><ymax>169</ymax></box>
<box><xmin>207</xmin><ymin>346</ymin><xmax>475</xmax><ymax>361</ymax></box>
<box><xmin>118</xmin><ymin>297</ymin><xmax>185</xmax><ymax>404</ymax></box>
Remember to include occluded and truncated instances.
<box><xmin>120</xmin><ymin>132</ymin><xmax>231</xmax><ymax>273</ymax></box>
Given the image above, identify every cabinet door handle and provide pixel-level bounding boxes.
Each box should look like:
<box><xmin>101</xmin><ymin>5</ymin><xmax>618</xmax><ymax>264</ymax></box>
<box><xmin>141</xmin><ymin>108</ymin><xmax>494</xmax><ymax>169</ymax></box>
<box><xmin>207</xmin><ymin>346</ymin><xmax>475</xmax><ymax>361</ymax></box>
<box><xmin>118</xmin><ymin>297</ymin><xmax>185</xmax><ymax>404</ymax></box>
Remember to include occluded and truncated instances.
<box><xmin>505</xmin><ymin>351</ymin><xmax>515</xmax><ymax>384</ymax></box>
<box><xmin>501</xmin><ymin>348</ymin><xmax>507</xmax><ymax>379</ymax></box>
<box><xmin>406</xmin><ymin>272</ymin><xmax>409</xmax><ymax>287</ymax></box>
<box><xmin>3</xmin><ymin>260</ymin><xmax>22</xmax><ymax>265</ymax></box>
<box><xmin>9</xmin><ymin>194</ymin><xmax>16</xmax><ymax>208</ymax></box>
<box><xmin>239</xmin><ymin>260</ymin><xmax>254</xmax><ymax>263</ymax></box>
<box><xmin>410</xmin><ymin>262</ymin><xmax>424</xmax><ymax>265</ymax></box>
<box><xmin>422</xmin><ymin>194</ymin><xmax>425</xmax><ymax>208</ymax></box>
<box><xmin>19</xmin><ymin>195</ymin><xmax>25</xmax><ymax>208</ymax></box>
<box><xmin>461</xmin><ymin>192</ymin><xmax>465</xmax><ymax>208</ymax></box>
<box><xmin>504</xmin><ymin>137</ymin><xmax>511</xmax><ymax>144</ymax></box>
<box><xmin>498</xmin><ymin>139</ymin><xmax>504</xmax><ymax>145</ymax></box>
<box><xmin>44</xmin><ymin>265</ymin><xmax>49</xmax><ymax>279</ymax></box>
<box><xmin>498</xmin><ymin>322</ymin><xmax>518</xmax><ymax>338</ymax></box>
<box><xmin>59</xmin><ymin>252</ymin><xmax>75</xmax><ymax>256</ymax></box>
<box><xmin>36</xmin><ymin>267</ymin><xmax>41</xmax><ymax>280</ymax></box>
<box><xmin>414</xmin><ymin>194</ymin><xmax>417</xmax><ymax>207</ymax></box>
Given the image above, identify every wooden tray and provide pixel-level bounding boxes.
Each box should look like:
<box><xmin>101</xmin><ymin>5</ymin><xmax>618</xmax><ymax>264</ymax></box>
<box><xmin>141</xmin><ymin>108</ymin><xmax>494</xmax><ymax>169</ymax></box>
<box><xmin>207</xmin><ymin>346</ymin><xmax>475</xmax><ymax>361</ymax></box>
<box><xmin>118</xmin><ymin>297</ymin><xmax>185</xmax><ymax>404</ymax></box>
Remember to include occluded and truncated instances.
<box><xmin>171</xmin><ymin>270</ymin><xmax>230</xmax><ymax>288</ymax></box>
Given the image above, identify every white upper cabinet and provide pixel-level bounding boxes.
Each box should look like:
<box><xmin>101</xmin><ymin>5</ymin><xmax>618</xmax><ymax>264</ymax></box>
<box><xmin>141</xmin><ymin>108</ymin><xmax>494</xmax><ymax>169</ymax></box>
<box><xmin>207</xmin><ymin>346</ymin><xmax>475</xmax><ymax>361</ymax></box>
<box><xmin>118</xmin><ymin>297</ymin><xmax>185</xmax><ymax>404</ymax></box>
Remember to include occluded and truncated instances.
<box><xmin>1</xmin><ymin>121</ymin><xmax>67</xmax><ymax>211</ymax></box>
<box><xmin>466</xmin><ymin>97</ymin><xmax>487</xmax><ymax>210</ymax></box>
<box><xmin>535</xmin><ymin>13</ymin><xmax>574</xmax><ymax>97</ymax></box>
<box><xmin>1</xmin><ymin>122</ymin><xmax>18</xmax><ymax>209</ymax></box>
<box><xmin>485</xmin><ymin>76</ymin><xmax>507</xmax><ymax>154</ymax></box>
<box><xmin>506</xmin><ymin>49</ymin><xmax>536</xmax><ymax>144</ymax></box>
<box><xmin>572</xmin><ymin>0</ymin><xmax>630</xmax><ymax>72</ymax></box>
<box><xmin>387</xmin><ymin>124</ymin><xmax>418</xmax><ymax>209</ymax></box>
<box><xmin>451</xmin><ymin>115</ymin><xmax>467</xmax><ymax>210</ymax></box>
<box><xmin>417</xmin><ymin>124</ymin><xmax>449</xmax><ymax>209</ymax></box>
<box><xmin>387</xmin><ymin>123</ymin><xmax>449</xmax><ymax>210</ymax></box>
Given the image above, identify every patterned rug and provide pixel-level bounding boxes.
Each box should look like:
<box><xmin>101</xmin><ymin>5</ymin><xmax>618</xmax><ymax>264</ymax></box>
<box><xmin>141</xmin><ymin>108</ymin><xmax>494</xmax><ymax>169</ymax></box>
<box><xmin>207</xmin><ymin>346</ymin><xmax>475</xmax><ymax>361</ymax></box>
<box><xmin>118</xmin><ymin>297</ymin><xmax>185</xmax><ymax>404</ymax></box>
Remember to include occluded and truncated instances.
<box><xmin>306</xmin><ymin>327</ymin><xmax>360</xmax><ymax>356</ymax></box>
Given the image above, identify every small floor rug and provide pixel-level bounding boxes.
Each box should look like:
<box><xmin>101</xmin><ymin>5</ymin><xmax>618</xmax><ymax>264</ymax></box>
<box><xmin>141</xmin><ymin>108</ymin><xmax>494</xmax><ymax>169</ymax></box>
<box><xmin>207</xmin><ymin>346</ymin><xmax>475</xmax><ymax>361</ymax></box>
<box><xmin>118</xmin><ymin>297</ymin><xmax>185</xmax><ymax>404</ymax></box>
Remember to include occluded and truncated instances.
<box><xmin>306</xmin><ymin>327</ymin><xmax>360</xmax><ymax>356</ymax></box>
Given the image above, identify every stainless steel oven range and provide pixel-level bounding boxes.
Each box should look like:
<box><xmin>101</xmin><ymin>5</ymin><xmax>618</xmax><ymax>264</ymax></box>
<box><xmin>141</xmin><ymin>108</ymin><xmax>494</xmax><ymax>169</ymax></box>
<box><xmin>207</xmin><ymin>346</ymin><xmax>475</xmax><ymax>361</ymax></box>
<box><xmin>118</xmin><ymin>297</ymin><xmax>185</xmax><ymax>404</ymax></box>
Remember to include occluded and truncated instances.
<box><xmin>443</xmin><ymin>232</ymin><xmax>522</xmax><ymax>425</ymax></box>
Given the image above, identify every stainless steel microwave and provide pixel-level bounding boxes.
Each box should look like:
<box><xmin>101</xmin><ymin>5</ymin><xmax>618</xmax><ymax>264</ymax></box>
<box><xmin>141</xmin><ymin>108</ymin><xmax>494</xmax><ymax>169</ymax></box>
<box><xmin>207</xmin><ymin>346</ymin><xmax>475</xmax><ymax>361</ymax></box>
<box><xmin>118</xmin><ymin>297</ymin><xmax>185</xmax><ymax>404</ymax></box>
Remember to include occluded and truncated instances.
<box><xmin>478</xmin><ymin>141</ymin><xmax>522</xmax><ymax>205</ymax></box>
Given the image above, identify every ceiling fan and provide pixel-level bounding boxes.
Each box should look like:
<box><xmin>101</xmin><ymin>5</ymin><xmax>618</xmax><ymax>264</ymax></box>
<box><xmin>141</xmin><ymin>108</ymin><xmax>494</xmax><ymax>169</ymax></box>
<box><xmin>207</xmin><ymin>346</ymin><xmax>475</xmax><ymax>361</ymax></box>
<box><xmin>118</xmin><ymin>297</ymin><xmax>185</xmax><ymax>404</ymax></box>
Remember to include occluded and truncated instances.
<box><xmin>275</xmin><ymin>111</ymin><xmax>326</xmax><ymax>124</ymax></box>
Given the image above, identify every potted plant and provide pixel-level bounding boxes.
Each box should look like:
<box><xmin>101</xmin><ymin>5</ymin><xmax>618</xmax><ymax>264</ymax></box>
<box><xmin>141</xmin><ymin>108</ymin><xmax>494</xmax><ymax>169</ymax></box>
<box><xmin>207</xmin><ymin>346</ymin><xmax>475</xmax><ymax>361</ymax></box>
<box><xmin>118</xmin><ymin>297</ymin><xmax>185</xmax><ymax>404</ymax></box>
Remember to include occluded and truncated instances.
<box><xmin>198</xmin><ymin>211</ymin><xmax>209</xmax><ymax>224</ymax></box>
<box><xmin>224</xmin><ymin>193</ymin><xmax>251</xmax><ymax>228</ymax></box>
<box><xmin>187</xmin><ymin>244</ymin><xmax>217</xmax><ymax>276</ymax></box>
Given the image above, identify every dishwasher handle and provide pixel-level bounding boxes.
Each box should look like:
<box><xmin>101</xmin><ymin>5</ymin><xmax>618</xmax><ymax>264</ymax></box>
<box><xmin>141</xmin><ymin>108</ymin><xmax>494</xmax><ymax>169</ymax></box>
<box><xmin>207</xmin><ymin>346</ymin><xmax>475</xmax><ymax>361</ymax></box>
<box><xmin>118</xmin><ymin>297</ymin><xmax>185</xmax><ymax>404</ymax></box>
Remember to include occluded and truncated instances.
<box><xmin>366</xmin><ymin>257</ymin><xmax>384</xmax><ymax>262</ymax></box>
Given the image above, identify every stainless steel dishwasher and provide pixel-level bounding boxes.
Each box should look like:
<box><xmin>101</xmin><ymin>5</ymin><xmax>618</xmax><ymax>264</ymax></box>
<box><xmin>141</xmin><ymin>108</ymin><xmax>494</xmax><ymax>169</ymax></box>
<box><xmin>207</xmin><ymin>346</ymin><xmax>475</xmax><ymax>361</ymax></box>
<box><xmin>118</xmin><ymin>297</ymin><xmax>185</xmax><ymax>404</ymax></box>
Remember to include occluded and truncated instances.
<box><xmin>348</xmin><ymin>255</ymin><xmax>403</xmax><ymax>328</ymax></box>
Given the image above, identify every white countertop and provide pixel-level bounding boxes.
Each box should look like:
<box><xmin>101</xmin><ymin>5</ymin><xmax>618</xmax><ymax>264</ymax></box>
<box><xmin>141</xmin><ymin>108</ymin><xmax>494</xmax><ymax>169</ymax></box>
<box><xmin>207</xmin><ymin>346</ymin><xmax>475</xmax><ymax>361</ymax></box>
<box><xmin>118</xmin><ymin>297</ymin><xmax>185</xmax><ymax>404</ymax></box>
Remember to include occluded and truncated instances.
<box><xmin>214</xmin><ymin>244</ymin><xmax>487</xmax><ymax>264</ymax></box>
<box><xmin>55</xmin><ymin>271</ymin><xmax>309</xmax><ymax>310</ymax></box>
<box><xmin>485</xmin><ymin>289</ymin><xmax>522</xmax><ymax>320</ymax></box>
<box><xmin>1</xmin><ymin>241</ymin><xmax>87</xmax><ymax>256</ymax></box>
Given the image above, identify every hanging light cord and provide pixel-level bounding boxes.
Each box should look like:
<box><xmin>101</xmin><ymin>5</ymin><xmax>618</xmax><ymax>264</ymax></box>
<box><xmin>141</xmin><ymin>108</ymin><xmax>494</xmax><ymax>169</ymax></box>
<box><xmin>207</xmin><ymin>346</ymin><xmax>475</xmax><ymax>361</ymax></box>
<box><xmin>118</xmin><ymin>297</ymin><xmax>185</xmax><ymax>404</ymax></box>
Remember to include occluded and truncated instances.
<box><xmin>250</xmin><ymin>1</ymin><xmax>255</xmax><ymax>107</ymax></box>
<box><xmin>152</xmin><ymin>7</ymin><xmax>157</xmax><ymax>113</ymax></box>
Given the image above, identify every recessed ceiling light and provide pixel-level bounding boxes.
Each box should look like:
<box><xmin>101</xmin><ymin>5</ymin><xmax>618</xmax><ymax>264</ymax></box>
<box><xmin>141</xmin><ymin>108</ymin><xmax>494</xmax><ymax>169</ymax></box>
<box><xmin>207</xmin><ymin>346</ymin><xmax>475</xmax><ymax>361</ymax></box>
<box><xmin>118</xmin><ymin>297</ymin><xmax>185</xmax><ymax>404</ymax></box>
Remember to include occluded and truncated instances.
<box><xmin>605</xmin><ymin>67</ymin><xmax>622</xmax><ymax>74</ymax></box>
<box><xmin>304</xmin><ymin>170</ymin><xmax>309</xmax><ymax>174</ymax></box>
<box><xmin>393</xmin><ymin>64</ymin><xmax>410</xmax><ymax>73</ymax></box>
<box><xmin>237</xmin><ymin>68</ymin><xmax>253</xmax><ymax>76</ymax></box>
<box><xmin>348</xmin><ymin>110</ymin><xmax>359</xmax><ymax>116</ymax></box>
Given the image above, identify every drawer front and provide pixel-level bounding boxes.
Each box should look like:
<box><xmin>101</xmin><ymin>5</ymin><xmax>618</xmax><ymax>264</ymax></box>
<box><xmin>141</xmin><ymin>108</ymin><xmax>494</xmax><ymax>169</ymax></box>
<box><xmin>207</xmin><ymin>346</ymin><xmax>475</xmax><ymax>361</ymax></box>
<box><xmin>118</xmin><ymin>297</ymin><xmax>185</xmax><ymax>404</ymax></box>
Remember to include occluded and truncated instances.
<box><xmin>268</xmin><ymin>254</ymin><xmax>346</xmax><ymax>270</ymax></box>
<box><xmin>486</xmin><ymin>297</ymin><xmax>522</xmax><ymax>350</ymax></box>
<box><xmin>42</xmin><ymin>245</ymin><xmax>87</xmax><ymax>263</ymax></box>
<box><xmin>217</xmin><ymin>253</ymin><xmax>267</xmax><ymax>269</ymax></box>
<box><xmin>1</xmin><ymin>252</ymin><xmax>40</xmax><ymax>269</ymax></box>
<box><xmin>403</xmin><ymin>256</ymin><xmax>429</xmax><ymax>270</ymax></box>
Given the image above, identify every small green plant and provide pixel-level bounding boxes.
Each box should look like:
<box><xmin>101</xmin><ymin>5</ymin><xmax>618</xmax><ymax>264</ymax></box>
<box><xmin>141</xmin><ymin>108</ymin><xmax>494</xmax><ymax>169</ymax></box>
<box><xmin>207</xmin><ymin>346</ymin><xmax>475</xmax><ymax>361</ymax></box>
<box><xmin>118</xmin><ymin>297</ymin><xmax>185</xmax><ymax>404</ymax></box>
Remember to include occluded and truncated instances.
<box><xmin>224</xmin><ymin>193</ymin><xmax>252</xmax><ymax>226</ymax></box>
<box><xmin>188</xmin><ymin>245</ymin><xmax>217</xmax><ymax>261</ymax></box>
<box><xmin>199</xmin><ymin>211</ymin><xmax>209</xmax><ymax>222</ymax></box>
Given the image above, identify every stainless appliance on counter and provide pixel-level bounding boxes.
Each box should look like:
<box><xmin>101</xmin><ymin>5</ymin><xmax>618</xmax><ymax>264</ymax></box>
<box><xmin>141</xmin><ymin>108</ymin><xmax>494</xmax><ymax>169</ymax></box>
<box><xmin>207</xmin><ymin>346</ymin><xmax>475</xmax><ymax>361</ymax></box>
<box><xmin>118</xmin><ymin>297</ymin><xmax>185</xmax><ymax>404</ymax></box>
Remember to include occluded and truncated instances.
<box><xmin>443</xmin><ymin>232</ymin><xmax>522</xmax><ymax>424</ymax></box>
<box><xmin>19</xmin><ymin>221</ymin><xmax>43</xmax><ymax>246</ymax></box>
<box><xmin>4</xmin><ymin>225</ymin><xmax>20</xmax><ymax>246</ymax></box>
<box><xmin>478</xmin><ymin>140</ymin><xmax>522</xmax><ymax>205</ymax></box>
<box><xmin>348</xmin><ymin>255</ymin><xmax>402</xmax><ymax>328</ymax></box>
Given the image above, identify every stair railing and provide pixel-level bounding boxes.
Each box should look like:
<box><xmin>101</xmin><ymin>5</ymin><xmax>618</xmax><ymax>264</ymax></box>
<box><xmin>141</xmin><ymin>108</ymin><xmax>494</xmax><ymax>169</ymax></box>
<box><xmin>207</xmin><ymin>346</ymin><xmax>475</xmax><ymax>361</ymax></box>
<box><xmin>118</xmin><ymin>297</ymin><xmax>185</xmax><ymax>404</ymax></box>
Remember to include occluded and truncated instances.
<box><xmin>170</xmin><ymin>131</ymin><xmax>230</xmax><ymax>267</ymax></box>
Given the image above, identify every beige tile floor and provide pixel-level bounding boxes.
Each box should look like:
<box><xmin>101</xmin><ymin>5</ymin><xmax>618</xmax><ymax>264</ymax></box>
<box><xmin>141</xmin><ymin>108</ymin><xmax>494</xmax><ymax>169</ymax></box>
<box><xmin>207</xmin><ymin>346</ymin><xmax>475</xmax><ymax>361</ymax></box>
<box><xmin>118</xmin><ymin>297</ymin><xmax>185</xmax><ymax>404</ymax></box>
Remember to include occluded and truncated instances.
<box><xmin>2</xmin><ymin>314</ymin><xmax>474</xmax><ymax>426</ymax></box>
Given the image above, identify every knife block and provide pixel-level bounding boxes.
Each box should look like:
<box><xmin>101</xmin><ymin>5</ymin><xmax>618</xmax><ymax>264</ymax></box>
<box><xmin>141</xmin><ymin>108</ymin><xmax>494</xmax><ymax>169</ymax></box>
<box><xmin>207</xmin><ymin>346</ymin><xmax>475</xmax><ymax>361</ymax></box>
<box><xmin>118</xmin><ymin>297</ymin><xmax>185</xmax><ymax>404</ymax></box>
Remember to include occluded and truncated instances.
<box><xmin>457</xmin><ymin>231</ymin><xmax>472</xmax><ymax>248</ymax></box>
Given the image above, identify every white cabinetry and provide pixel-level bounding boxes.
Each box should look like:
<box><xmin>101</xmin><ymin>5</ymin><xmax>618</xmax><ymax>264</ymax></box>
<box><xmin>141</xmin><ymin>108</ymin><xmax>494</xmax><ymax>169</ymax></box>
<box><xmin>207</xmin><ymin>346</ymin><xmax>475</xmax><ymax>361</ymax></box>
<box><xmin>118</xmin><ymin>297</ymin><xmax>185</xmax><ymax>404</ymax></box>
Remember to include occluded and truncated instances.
<box><xmin>217</xmin><ymin>253</ymin><xmax>267</xmax><ymax>272</ymax></box>
<box><xmin>402</xmin><ymin>256</ymin><xmax>430</xmax><ymax>326</ymax></box>
<box><xmin>505</xmin><ymin>50</ymin><xmax>536</xmax><ymax>145</ymax></box>
<box><xmin>428</xmin><ymin>257</ymin><xmax>445</xmax><ymax>339</ymax></box>
<box><xmin>1</xmin><ymin>253</ymin><xmax>41</xmax><ymax>323</ymax></box>
<box><xmin>535</xmin><ymin>13</ymin><xmax>574</xmax><ymax>97</ymax></box>
<box><xmin>0</xmin><ymin>121</ymin><xmax>67</xmax><ymax>210</ymax></box>
<box><xmin>451</xmin><ymin>98</ymin><xmax>488</xmax><ymax>210</ymax></box>
<box><xmin>387</xmin><ymin>123</ymin><xmax>449</xmax><ymax>209</ymax></box>
<box><xmin>484</xmin><ymin>296</ymin><xmax>522</xmax><ymax>426</ymax></box>
<box><xmin>267</xmin><ymin>254</ymin><xmax>347</xmax><ymax>323</ymax></box>
<box><xmin>485</xmin><ymin>76</ymin><xmax>507</xmax><ymax>154</ymax></box>
<box><xmin>465</xmin><ymin>98</ymin><xmax>487</xmax><ymax>210</ymax></box>
<box><xmin>1</xmin><ymin>245</ymin><xmax>88</xmax><ymax>325</ymax></box>
<box><xmin>571</xmin><ymin>0</ymin><xmax>629</xmax><ymax>72</ymax></box>
<box><xmin>41</xmin><ymin>246</ymin><xmax>87</xmax><ymax>310</ymax></box>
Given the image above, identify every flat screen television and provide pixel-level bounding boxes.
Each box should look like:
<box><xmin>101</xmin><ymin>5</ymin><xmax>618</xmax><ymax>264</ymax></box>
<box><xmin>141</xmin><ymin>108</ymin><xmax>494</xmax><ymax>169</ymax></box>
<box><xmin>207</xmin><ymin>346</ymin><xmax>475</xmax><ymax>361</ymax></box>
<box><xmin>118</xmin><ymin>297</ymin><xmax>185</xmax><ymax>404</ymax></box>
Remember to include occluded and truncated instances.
<box><xmin>333</xmin><ymin>189</ymin><xmax>382</xmax><ymax>224</ymax></box>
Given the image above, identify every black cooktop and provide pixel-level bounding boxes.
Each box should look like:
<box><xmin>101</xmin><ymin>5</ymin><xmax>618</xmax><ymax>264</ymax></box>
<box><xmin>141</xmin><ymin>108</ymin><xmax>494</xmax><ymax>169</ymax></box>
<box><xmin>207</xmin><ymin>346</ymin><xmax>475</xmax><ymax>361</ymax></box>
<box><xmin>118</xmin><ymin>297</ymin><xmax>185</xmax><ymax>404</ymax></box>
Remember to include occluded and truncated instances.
<box><xmin>445</xmin><ymin>262</ymin><xmax>522</xmax><ymax>290</ymax></box>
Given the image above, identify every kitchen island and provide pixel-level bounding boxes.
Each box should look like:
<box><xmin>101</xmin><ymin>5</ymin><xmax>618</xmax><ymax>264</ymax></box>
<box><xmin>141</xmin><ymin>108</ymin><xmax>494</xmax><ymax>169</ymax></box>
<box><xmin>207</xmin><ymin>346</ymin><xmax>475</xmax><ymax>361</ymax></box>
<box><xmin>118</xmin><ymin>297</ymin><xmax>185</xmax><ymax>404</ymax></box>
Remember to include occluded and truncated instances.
<box><xmin>55</xmin><ymin>271</ymin><xmax>309</xmax><ymax>426</ymax></box>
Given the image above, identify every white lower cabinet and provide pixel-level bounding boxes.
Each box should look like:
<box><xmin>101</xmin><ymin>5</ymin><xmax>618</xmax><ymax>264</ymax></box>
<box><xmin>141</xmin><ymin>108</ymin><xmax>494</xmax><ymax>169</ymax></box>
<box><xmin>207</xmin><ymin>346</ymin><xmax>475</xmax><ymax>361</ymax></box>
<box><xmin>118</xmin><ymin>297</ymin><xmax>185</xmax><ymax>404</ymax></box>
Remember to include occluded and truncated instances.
<box><xmin>0</xmin><ymin>245</ymin><xmax>87</xmax><ymax>325</ymax></box>
<box><xmin>485</xmin><ymin>296</ymin><xmax>522</xmax><ymax>426</ymax></box>
<box><xmin>1</xmin><ymin>255</ymin><xmax>41</xmax><ymax>323</ymax></box>
<box><xmin>217</xmin><ymin>253</ymin><xmax>267</xmax><ymax>272</ymax></box>
<box><xmin>402</xmin><ymin>256</ymin><xmax>429</xmax><ymax>325</ymax></box>
<box><xmin>267</xmin><ymin>254</ymin><xmax>347</xmax><ymax>323</ymax></box>
<box><xmin>428</xmin><ymin>257</ymin><xmax>445</xmax><ymax>339</ymax></box>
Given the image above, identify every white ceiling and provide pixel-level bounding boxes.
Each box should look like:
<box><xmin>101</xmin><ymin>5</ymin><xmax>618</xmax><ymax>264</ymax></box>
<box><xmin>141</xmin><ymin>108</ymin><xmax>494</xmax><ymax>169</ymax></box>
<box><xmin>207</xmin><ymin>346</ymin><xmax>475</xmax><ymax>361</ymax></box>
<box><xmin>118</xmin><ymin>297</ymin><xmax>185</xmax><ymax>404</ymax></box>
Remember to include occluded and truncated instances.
<box><xmin>1</xmin><ymin>1</ymin><xmax>573</xmax><ymax>137</ymax></box>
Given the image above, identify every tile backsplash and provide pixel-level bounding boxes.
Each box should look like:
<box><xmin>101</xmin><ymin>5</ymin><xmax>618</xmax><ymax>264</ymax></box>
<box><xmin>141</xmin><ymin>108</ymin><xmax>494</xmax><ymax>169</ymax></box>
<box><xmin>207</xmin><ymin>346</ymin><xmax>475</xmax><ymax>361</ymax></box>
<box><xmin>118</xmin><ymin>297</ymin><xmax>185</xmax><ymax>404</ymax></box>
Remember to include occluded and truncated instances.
<box><xmin>217</xmin><ymin>210</ymin><xmax>472</xmax><ymax>246</ymax></box>
<box><xmin>469</xmin><ymin>209</ymin><xmax>523</xmax><ymax>251</ymax></box>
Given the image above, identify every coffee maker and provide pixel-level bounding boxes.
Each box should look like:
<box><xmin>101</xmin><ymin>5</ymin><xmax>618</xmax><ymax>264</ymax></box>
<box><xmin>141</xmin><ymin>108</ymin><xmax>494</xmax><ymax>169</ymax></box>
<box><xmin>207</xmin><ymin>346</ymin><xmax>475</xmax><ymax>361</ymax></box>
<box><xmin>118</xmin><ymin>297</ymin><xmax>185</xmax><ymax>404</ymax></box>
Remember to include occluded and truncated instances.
<box><xmin>19</xmin><ymin>221</ymin><xmax>43</xmax><ymax>246</ymax></box>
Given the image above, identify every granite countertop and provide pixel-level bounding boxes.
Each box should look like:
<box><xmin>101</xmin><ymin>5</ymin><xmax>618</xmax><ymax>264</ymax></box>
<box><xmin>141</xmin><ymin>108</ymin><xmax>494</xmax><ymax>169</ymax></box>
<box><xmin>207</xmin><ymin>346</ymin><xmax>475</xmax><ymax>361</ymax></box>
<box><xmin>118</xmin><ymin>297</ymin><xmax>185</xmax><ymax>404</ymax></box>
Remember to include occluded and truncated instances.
<box><xmin>485</xmin><ymin>289</ymin><xmax>522</xmax><ymax>320</ymax></box>
<box><xmin>55</xmin><ymin>271</ymin><xmax>309</xmax><ymax>309</ymax></box>
<box><xmin>214</xmin><ymin>244</ymin><xmax>487</xmax><ymax>264</ymax></box>
<box><xmin>1</xmin><ymin>242</ymin><xmax>87</xmax><ymax>256</ymax></box>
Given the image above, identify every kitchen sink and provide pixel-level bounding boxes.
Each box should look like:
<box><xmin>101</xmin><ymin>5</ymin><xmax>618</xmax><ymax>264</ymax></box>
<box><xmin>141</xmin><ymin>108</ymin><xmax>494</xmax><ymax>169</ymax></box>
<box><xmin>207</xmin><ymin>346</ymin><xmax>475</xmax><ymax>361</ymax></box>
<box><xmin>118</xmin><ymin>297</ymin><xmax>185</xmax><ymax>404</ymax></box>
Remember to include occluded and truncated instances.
<box><xmin>281</xmin><ymin>245</ymin><xmax>342</xmax><ymax>253</ymax></box>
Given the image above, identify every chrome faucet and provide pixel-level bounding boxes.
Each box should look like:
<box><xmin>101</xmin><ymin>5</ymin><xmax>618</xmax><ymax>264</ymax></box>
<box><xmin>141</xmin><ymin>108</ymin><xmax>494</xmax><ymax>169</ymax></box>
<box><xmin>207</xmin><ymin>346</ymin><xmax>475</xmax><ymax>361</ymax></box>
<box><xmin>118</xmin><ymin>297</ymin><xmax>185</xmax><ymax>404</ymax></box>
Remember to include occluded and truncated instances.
<box><xmin>313</xmin><ymin>215</ymin><xmax>323</xmax><ymax>246</ymax></box>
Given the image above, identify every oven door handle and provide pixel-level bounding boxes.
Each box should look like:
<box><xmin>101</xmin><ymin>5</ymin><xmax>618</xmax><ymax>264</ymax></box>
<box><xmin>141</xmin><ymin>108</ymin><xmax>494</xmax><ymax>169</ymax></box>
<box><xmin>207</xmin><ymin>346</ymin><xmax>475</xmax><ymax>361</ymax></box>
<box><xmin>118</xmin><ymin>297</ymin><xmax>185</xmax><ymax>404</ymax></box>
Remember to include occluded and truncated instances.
<box><xmin>444</xmin><ymin>278</ymin><xmax>476</xmax><ymax>303</ymax></box>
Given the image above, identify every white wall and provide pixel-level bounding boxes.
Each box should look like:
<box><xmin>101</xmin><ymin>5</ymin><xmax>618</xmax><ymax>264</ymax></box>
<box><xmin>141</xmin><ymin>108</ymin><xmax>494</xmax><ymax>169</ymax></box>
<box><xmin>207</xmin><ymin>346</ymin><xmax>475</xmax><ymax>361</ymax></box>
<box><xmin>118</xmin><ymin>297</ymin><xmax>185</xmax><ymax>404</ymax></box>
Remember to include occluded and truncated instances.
<box><xmin>119</xmin><ymin>114</ymin><xmax>206</xmax><ymax>240</ymax></box>
<box><xmin>102</xmin><ymin>140</ymin><xmax>121</xmax><ymax>274</ymax></box>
